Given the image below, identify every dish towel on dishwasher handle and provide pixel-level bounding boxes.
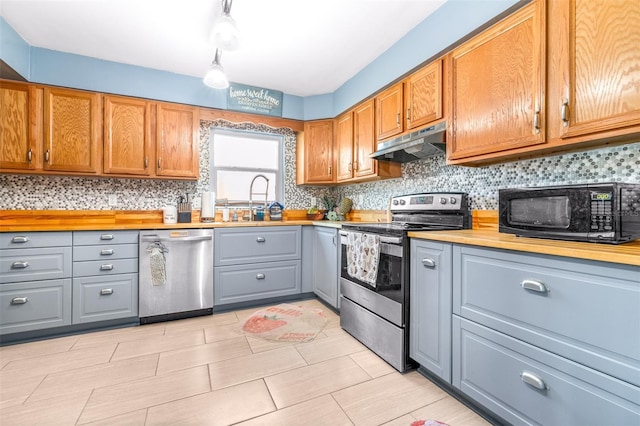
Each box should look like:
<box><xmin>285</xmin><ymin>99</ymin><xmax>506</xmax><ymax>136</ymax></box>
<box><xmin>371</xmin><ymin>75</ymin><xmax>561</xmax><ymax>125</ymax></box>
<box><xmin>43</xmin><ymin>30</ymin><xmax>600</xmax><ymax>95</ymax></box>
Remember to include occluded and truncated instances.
<box><xmin>346</xmin><ymin>232</ymin><xmax>381</xmax><ymax>286</ymax></box>
<box><xmin>147</xmin><ymin>242</ymin><xmax>167</xmax><ymax>286</ymax></box>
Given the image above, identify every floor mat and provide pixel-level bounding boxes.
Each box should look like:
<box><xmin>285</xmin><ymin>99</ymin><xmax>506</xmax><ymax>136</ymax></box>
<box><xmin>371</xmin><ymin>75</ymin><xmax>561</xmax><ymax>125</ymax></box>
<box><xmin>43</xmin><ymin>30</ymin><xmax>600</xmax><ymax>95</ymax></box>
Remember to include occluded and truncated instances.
<box><xmin>238</xmin><ymin>303</ymin><xmax>328</xmax><ymax>343</ymax></box>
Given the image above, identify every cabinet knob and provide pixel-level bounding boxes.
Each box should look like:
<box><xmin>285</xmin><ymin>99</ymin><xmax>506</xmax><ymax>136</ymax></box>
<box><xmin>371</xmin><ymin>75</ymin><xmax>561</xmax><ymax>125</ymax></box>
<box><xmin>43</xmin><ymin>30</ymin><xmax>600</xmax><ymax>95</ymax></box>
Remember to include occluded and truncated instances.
<box><xmin>396</xmin><ymin>113</ymin><xmax>401</xmax><ymax>127</ymax></box>
<box><xmin>100</xmin><ymin>249</ymin><xmax>114</xmax><ymax>256</ymax></box>
<box><xmin>406</xmin><ymin>108</ymin><xmax>411</xmax><ymax>122</ymax></box>
<box><xmin>11</xmin><ymin>236</ymin><xmax>30</xmax><ymax>244</ymax></box>
<box><xmin>100</xmin><ymin>288</ymin><xmax>114</xmax><ymax>296</ymax></box>
<box><xmin>521</xmin><ymin>279</ymin><xmax>549</xmax><ymax>294</ymax></box>
<box><xmin>256</xmin><ymin>273</ymin><xmax>266</xmax><ymax>280</ymax></box>
<box><xmin>10</xmin><ymin>297</ymin><xmax>29</xmax><ymax>305</ymax></box>
<box><xmin>158</xmin><ymin>158</ymin><xmax>162</xmax><ymax>169</ymax></box>
<box><xmin>256</xmin><ymin>237</ymin><xmax>266</xmax><ymax>243</ymax></box>
<box><xmin>421</xmin><ymin>258</ymin><xmax>436</xmax><ymax>268</ymax></box>
<box><xmin>100</xmin><ymin>234</ymin><xmax>115</xmax><ymax>240</ymax></box>
<box><xmin>561</xmin><ymin>99</ymin><xmax>570</xmax><ymax>127</ymax></box>
<box><xmin>100</xmin><ymin>264</ymin><xmax>114</xmax><ymax>271</ymax></box>
<box><xmin>11</xmin><ymin>261</ymin><xmax>29</xmax><ymax>269</ymax></box>
<box><xmin>533</xmin><ymin>109</ymin><xmax>541</xmax><ymax>134</ymax></box>
<box><xmin>521</xmin><ymin>370</ymin><xmax>548</xmax><ymax>391</ymax></box>
<box><xmin>27</xmin><ymin>149</ymin><xmax>32</xmax><ymax>162</ymax></box>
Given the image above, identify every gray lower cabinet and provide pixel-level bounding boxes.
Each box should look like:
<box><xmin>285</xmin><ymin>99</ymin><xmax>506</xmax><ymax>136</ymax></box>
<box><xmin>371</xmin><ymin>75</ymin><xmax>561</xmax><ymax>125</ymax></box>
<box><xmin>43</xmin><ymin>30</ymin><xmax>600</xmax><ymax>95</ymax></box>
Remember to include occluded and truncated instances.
<box><xmin>451</xmin><ymin>244</ymin><xmax>640</xmax><ymax>424</ymax></box>
<box><xmin>214</xmin><ymin>226</ymin><xmax>302</xmax><ymax>306</ymax></box>
<box><xmin>0</xmin><ymin>232</ymin><xmax>72</xmax><ymax>335</ymax></box>
<box><xmin>312</xmin><ymin>226</ymin><xmax>339</xmax><ymax>308</ymax></box>
<box><xmin>409</xmin><ymin>239</ymin><xmax>452</xmax><ymax>382</ymax></box>
<box><xmin>72</xmin><ymin>231</ymin><xmax>139</xmax><ymax>324</ymax></box>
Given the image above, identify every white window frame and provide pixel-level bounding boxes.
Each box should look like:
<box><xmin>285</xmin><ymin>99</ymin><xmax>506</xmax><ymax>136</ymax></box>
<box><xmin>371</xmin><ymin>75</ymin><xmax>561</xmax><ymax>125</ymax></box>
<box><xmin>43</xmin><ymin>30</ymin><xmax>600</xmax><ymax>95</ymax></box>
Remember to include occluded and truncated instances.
<box><xmin>209</xmin><ymin>127</ymin><xmax>284</xmax><ymax>206</ymax></box>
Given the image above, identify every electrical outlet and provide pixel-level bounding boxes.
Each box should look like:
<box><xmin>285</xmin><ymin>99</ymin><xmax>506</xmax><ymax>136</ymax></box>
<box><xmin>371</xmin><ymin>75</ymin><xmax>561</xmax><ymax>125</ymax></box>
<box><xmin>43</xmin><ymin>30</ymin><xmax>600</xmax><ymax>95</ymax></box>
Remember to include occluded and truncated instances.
<box><xmin>357</xmin><ymin>194</ymin><xmax>363</xmax><ymax>207</ymax></box>
<box><xmin>310</xmin><ymin>196</ymin><xmax>317</xmax><ymax>207</ymax></box>
<box><xmin>108</xmin><ymin>194</ymin><xmax>118</xmax><ymax>207</ymax></box>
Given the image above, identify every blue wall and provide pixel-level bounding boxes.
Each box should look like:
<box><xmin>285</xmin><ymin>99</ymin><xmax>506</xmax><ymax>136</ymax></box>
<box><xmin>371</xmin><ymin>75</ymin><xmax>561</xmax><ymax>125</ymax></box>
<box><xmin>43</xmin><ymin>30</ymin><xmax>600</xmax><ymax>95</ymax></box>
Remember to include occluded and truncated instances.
<box><xmin>1</xmin><ymin>1</ymin><xmax>521</xmax><ymax>120</ymax></box>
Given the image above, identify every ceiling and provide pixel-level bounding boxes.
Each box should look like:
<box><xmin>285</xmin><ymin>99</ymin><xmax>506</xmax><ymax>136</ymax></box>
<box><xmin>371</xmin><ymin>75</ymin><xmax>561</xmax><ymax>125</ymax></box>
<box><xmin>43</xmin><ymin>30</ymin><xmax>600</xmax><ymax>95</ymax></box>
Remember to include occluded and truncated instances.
<box><xmin>0</xmin><ymin>0</ymin><xmax>447</xmax><ymax>97</ymax></box>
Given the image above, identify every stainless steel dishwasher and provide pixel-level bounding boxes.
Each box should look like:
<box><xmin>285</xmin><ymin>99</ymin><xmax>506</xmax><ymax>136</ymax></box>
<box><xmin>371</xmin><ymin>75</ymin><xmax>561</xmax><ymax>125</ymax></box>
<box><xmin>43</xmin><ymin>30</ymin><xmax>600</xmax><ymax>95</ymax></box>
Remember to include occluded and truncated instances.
<box><xmin>139</xmin><ymin>229</ymin><xmax>213</xmax><ymax>324</ymax></box>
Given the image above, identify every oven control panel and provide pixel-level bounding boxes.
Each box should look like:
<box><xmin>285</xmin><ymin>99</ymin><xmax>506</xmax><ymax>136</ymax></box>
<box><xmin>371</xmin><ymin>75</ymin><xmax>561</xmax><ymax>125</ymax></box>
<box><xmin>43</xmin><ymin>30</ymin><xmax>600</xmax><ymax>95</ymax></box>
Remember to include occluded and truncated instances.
<box><xmin>391</xmin><ymin>193</ymin><xmax>468</xmax><ymax>211</ymax></box>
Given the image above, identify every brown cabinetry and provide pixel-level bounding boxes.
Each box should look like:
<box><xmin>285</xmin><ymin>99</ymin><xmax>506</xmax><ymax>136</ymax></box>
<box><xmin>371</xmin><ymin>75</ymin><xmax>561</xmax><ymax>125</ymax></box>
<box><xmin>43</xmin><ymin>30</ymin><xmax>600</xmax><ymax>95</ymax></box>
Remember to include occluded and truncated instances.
<box><xmin>103</xmin><ymin>95</ymin><xmax>152</xmax><ymax>176</ymax></box>
<box><xmin>376</xmin><ymin>83</ymin><xmax>404</xmax><ymax>140</ymax></box>
<box><xmin>0</xmin><ymin>81</ymin><xmax>40</xmax><ymax>170</ymax></box>
<box><xmin>405</xmin><ymin>59</ymin><xmax>443</xmax><ymax>130</ymax></box>
<box><xmin>353</xmin><ymin>99</ymin><xmax>379</xmax><ymax>178</ymax></box>
<box><xmin>335</xmin><ymin>111</ymin><xmax>354</xmax><ymax>182</ymax></box>
<box><xmin>43</xmin><ymin>87</ymin><xmax>102</xmax><ymax>174</ymax></box>
<box><xmin>299</xmin><ymin>120</ymin><xmax>334</xmax><ymax>184</ymax></box>
<box><xmin>156</xmin><ymin>103</ymin><xmax>200</xmax><ymax>179</ymax></box>
<box><xmin>448</xmin><ymin>1</ymin><xmax>545</xmax><ymax>162</ymax></box>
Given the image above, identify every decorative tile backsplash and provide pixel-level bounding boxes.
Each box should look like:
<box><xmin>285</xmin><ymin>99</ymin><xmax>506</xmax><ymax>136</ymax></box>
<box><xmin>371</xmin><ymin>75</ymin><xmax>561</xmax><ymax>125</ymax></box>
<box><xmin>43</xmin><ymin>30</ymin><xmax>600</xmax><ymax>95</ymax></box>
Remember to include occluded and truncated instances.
<box><xmin>0</xmin><ymin>120</ymin><xmax>638</xmax><ymax>212</ymax></box>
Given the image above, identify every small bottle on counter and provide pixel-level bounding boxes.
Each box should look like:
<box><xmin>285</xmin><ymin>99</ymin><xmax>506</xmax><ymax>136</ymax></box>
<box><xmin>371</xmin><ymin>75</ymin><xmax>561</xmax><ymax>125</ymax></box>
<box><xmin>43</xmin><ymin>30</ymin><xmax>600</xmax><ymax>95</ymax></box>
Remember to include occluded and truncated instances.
<box><xmin>222</xmin><ymin>205</ymin><xmax>230</xmax><ymax>222</ymax></box>
<box><xmin>232</xmin><ymin>209</ymin><xmax>238</xmax><ymax>222</ymax></box>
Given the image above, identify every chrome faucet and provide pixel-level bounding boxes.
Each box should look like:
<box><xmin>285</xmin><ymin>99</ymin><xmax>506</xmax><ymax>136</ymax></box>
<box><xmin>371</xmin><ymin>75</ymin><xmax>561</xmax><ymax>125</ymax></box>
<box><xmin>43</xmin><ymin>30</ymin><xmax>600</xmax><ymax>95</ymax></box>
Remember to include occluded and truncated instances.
<box><xmin>249</xmin><ymin>174</ymin><xmax>269</xmax><ymax>221</ymax></box>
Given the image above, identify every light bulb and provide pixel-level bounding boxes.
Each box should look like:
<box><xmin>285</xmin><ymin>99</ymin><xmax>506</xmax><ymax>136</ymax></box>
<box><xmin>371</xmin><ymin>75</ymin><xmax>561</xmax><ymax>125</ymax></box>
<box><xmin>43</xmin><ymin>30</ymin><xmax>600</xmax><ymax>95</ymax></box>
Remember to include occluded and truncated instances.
<box><xmin>210</xmin><ymin>13</ymin><xmax>240</xmax><ymax>50</ymax></box>
<box><xmin>204</xmin><ymin>62</ymin><xmax>229</xmax><ymax>89</ymax></box>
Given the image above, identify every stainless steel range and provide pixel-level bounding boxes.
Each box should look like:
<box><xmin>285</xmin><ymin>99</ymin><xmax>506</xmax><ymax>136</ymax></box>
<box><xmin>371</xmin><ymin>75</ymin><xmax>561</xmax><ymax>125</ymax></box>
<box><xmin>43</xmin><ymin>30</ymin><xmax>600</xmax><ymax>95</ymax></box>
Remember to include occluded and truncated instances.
<box><xmin>339</xmin><ymin>192</ymin><xmax>471</xmax><ymax>372</ymax></box>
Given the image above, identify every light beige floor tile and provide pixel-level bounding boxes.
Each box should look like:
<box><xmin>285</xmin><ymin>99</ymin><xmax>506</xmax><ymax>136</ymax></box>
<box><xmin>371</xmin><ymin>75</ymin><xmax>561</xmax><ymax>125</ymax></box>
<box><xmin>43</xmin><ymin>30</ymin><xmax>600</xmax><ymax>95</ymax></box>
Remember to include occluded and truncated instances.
<box><xmin>264</xmin><ymin>355</ymin><xmax>371</xmax><ymax>409</ymax></box>
<box><xmin>322</xmin><ymin>326</ymin><xmax>349</xmax><ymax>337</ymax></box>
<box><xmin>0</xmin><ymin>389</ymin><xmax>91</xmax><ymax>426</ymax></box>
<box><xmin>204</xmin><ymin>321</ymin><xmax>246</xmax><ymax>343</ymax></box>
<box><xmin>163</xmin><ymin>311</ymin><xmax>239</xmax><ymax>335</ymax></box>
<box><xmin>295</xmin><ymin>333</ymin><xmax>367</xmax><ymax>364</ymax></box>
<box><xmin>332</xmin><ymin>370</ymin><xmax>447</xmax><ymax>426</ymax></box>
<box><xmin>156</xmin><ymin>336</ymin><xmax>251</xmax><ymax>375</ymax></box>
<box><xmin>82</xmin><ymin>409</ymin><xmax>147</xmax><ymax>426</ymax></box>
<box><xmin>0</xmin><ymin>371</ymin><xmax>45</xmax><ymax>409</ymax></box>
<box><xmin>146</xmin><ymin>379</ymin><xmax>275</xmax><ymax>425</ymax></box>
<box><xmin>110</xmin><ymin>328</ymin><xmax>204</xmax><ymax>361</ymax></box>
<box><xmin>246</xmin><ymin>331</ymin><xmax>327</xmax><ymax>353</ymax></box>
<box><xmin>0</xmin><ymin>335</ymin><xmax>78</xmax><ymax>367</ymax></box>
<box><xmin>238</xmin><ymin>394</ymin><xmax>354</xmax><ymax>426</ymax></box>
<box><xmin>411</xmin><ymin>396</ymin><xmax>490</xmax><ymax>426</ymax></box>
<box><xmin>380</xmin><ymin>414</ymin><xmax>418</xmax><ymax>426</ymax></box>
<box><xmin>71</xmin><ymin>325</ymin><xmax>166</xmax><ymax>351</ymax></box>
<box><xmin>1</xmin><ymin>343</ymin><xmax>116</xmax><ymax>378</ymax></box>
<box><xmin>78</xmin><ymin>365</ymin><xmax>211</xmax><ymax>424</ymax></box>
<box><xmin>209</xmin><ymin>346</ymin><xmax>307</xmax><ymax>390</ymax></box>
<box><xmin>349</xmin><ymin>350</ymin><xmax>396</xmax><ymax>378</ymax></box>
<box><xmin>28</xmin><ymin>354</ymin><xmax>159</xmax><ymax>402</ymax></box>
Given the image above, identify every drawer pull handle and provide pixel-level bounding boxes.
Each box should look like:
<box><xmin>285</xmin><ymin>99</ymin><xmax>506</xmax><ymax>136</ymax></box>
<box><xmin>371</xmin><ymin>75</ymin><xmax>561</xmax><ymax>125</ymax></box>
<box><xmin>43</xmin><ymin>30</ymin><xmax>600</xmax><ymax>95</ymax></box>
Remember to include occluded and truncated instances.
<box><xmin>100</xmin><ymin>234</ymin><xmax>115</xmax><ymax>240</ymax></box>
<box><xmin>521</xmin><ymin>370</ymin><xmax>548</xmax><ymax>391</ymax></box>
<box><xmin>100</xmin><ymin>249</ymin><xmax>114</xmax><ymax>256</ymax></box>
<box><xmin>11</xmin><ymin>236</ymin><xmax>30</xmax><ymax>243</ymax></box>
<box><xmin>100</xmin><ymin>288</ymin><xmax>114</xmax><ymax>295</ymax></box>
<box><xmin>256</xmin><ymin>273</ymin><xmax>266</xmax><ymax>280</ymax></box>
<box><xmin>256</xmin><ymin>237</ymin><xmax>266</xmax><ymax>243</ymax></box>
<box><xmin>421</xmin><ymin>258</ymin><xmax>436</xmax><ymax>268</ymax></box>
<box><xmin>11</xmin><ymin>297</ymin><xmax>29</xmax><ymax>305</ymax></box>
<box><xmin>11</xmin><ymin>261</ymin><xmax>29</xmax><ymax>269</ymax></box>
<box><xmin>521</xmin><ymin>279</ymin><xmax>549</xmax><ymax>293</ymax></box>
<box><xmin>100</xmin><ymin>264</ymin><xmax>114</xmax><ymax>271</ymax></box>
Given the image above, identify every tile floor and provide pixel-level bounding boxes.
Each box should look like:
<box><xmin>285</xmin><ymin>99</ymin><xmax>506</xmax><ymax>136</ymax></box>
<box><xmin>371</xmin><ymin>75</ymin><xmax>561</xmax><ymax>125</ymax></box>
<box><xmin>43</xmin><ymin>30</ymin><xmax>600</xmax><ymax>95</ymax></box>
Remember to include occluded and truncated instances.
<box><xmin>0</xmin><ymin>299</ymin><xmax>490</xmax><ymax>426</ymax></box>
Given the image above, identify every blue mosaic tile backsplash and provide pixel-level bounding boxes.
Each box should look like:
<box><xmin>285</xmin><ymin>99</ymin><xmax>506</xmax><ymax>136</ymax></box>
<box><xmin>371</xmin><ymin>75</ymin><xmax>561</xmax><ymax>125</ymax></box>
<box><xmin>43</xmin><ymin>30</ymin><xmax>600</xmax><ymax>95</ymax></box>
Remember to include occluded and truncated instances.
<box><xmin>0</xmin><ymin>119</ymin><xmax>638</xmax><ymax>212</ymax></box>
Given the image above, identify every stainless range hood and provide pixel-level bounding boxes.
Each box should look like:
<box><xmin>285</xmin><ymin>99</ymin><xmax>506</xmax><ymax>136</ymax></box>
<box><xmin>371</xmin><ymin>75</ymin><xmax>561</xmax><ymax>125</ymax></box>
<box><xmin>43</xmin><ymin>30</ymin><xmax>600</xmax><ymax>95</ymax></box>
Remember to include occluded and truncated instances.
<box><xmin>370</xmin><ymin>121</ymin><xmax>446</xmax><ymax>163</ymax></box>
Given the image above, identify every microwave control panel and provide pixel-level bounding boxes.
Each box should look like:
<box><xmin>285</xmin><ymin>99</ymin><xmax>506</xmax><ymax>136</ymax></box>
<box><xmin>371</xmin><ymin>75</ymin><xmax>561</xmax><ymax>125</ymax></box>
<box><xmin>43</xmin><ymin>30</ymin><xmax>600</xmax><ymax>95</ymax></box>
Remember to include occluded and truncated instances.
<box><xmin>590</xmin><ymin>191</ymin><xmax>614</xmax><ymax>232</ymax></box>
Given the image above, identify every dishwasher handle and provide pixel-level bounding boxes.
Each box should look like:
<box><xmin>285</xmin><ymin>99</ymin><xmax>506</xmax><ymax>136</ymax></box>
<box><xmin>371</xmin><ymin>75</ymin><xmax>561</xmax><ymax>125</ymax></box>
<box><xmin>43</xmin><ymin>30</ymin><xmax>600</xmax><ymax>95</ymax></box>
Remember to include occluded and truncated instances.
<box><xmin>140</xmin><ymin>235</ymin><xmax>212</xmax><ymax>243</ymax></box>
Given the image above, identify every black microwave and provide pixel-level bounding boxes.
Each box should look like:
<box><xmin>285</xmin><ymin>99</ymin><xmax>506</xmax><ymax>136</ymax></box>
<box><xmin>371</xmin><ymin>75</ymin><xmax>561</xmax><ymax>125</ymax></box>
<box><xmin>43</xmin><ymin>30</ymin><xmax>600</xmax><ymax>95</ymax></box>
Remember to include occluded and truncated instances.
<box><xmin>499</xmin><ymin>182</ymin><xmax>640</xmax><ymax>244</ymax></box>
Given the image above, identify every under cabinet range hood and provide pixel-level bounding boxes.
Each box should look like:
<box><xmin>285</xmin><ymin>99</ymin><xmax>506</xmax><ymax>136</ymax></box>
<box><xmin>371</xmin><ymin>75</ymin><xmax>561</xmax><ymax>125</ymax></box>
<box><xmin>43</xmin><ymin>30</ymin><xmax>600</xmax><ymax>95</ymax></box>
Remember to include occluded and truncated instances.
<box><xmin>370</xmin><ymin>121</ymin><xmax>446</xmax><ymax>163</ymax></box>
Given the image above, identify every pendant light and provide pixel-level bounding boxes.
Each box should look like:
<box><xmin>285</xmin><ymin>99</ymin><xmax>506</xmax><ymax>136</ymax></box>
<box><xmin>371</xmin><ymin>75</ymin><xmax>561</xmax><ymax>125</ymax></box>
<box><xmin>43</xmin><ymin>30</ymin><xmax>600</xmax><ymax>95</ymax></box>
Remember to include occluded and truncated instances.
<box><xmin>204</xmin><ymin>49</ymin><xmax>229</xmax><ymax>89</ymax></box>
<box><xmin>210</xmin><ymin>0</ymin><xmax>240</xmax><ymax>51</ymax></box>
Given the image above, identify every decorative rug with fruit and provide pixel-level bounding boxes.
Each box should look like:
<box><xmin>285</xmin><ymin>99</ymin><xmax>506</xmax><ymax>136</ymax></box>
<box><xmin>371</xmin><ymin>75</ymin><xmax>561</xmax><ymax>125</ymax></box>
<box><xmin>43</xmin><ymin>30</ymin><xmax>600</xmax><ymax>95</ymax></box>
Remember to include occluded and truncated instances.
<box><xmin>239</xmin><ymin>303</ymin><xmax>328</xmax><ymax>343</ymax></box>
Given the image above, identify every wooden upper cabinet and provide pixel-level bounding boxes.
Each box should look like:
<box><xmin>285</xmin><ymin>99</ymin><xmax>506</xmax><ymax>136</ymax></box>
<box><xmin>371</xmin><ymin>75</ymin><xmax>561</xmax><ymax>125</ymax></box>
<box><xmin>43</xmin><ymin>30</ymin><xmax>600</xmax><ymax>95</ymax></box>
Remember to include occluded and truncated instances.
<box><xmin>335</xmin><ymin>111</ymin><xmax>354</xmax><ymax>181</ymax></box>
<box><xmin>156</xmin><ymin>103</ymin><xmax>199</xmax><ymax>179</ymax></box>
<box><xmin>448</xmin><ymin>0</ymin><xmax>545</xmax><ymax>161</ymax></box>
<box><xmin>0</xmin><ymin>81</ymin><xmax>40</xmax><ymax>170</ymax></box>
<box><xmin>302</xmin><ymin>119</ymin><xmax>334</xmax><ymax>184</ymax></box>
<box><xmin>103</xmin><ymin>95</ymin><xmax>152</xmax><ymax>176</ymax></box>
<box><xmin>376</xmin><ymin>82</ymin><xmax>404</xmax><ymax>140</ymax></box>
<box><xmin>547</xmin><ymin>0</ymin><xmax>640</xmax><ymax>141</ymax></box>
<box><xmin>353</xmin><ymin>99</ymin><xmax>377</xmax><ymax>178</ymax></box>
<box><xmin>43</xmin><ymin>87</ymin><xmax>101</xmax><ymax>173</ymax></box>
<box><xmin>405</xmin><ymin>59</ymin><xmax>443</xmax><ymax>130</ymax></box>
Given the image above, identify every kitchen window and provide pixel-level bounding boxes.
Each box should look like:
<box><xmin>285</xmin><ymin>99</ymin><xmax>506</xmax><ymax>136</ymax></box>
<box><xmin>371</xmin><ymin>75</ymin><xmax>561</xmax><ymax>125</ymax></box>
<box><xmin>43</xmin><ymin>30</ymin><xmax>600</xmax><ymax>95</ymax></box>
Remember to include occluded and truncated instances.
<box><xmin>209</xmin><ymin>128</ymin><xmax>284</xmax><ymax>205</ymax></box>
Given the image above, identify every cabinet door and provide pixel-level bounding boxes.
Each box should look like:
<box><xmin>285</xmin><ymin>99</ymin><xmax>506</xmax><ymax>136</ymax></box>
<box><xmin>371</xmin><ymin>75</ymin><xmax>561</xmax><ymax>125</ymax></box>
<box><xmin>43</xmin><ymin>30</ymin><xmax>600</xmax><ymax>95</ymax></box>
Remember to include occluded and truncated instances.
<box><xmin>353</xmin><ymin>99</ymin><xmax>377</xmax><ymax>178</ymax></box>
<box><xmin>405</xmin><ymin>59</ymin><xmax>443</xmax><ymax>130</ymax></box>
<box><xmin>0</xmin><ymin>81</ymin><xmax>40</xmax><ymax>170</ymax></box>
<box><xmin>449</xmin><ymin>1</ymin><xmax>545</xmax><ymax>160</ymax></box>
<box><xmin>156</xmin><ymin>103</ymin><xmax>199</xmax><ymax>178</ymax></box>
<box><xmin>302</xmin><ymin>120</ymin><xmax>334</xmax><ymax>184</ymax></box>
<box><xmin>335</xmin><ymin>111</ymin><xmax>354</xmax><ymax>181</ymax></box>
<box><xmin>103</xmin><ymin>95</ymin><xmax>152</xmax><ymax>176</ymax></box>
<box><xmin>43</xmin><ymin>87</ymin><xmax>101</xmax><ymax>173</ymax></box>
<box><xmin>312</xmin><ymin>227</ymin><xmax>339</xmax><ymax>308</ymax></box>
<box><xmin>410</xmin><ymin>239</ymin><xmax>452</xmax><ymax>382</ymax></box>
<box><xmin>549</xmin><ymin>0</ymin><xmax>640</xmax><ymax>140</ymax></box>
<box><xmin>376</xmin><ymin>82</ymin><xmax>404</xmax><ymax>140</ymax></box>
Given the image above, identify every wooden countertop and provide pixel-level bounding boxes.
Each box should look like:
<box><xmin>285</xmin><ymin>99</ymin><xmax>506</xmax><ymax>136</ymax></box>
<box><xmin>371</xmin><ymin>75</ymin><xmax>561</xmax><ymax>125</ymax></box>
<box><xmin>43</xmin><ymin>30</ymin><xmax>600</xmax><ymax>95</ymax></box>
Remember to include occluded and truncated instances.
<box><xmin>408</xmin><ymin>229</ymin><xmax>640</xmax><ymax>266</ymax></box>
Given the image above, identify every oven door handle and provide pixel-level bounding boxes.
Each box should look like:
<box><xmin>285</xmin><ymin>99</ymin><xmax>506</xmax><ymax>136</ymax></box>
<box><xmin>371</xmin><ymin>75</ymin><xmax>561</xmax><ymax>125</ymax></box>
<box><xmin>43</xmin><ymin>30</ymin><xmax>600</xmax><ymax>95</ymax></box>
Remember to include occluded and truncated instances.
<box><xmin>339</xmin><ymin>231</ymin><xmax>402</xmax><ymax>245</ymax></box>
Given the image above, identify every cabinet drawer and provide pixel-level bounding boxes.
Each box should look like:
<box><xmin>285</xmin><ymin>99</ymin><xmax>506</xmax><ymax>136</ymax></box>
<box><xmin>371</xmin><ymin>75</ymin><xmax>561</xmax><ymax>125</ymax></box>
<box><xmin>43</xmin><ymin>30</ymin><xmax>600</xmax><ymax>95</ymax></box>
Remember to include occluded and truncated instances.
<box><xmin>214</xmin><ymin>260</ymin><xmax>301</xmax><ymax>305</ymax></box>
<box><xmin>73</xmin><ymin>274</ymin><xmax>138</xmax><ymax>323</ymax></box>
<box><xmin>453</xmin><ymin>317</ymin><xmax>640</xmax><ymax>426</ymax></box>
<box><xmin>214</xmin><ymin>226</ymin><xmax>301</xmax><ymax>266</ymax></box>
<box><xmin>73</xmin><ymin>243</ymin><xmax>138</xmax><ymax>261</ymax></box>
<box><xmin>0</xmin><ymin>279</ymin><xmax>72</xmax><ymax>335</ymax></box>
<box><xmin>72</xmin><ymin>258</ymin><xmax>138</xmax><ymax>277</ymax></box>
<box><xmin>73</xmin><ymin>230</ymin><xmax>139</xmax><ymax>246</ymax></box>
<box><xmin>453</xmin><ymin>245</ymin><xmax>640</xmax><ymax>386</ymax></box>
<box><xmin>0</xmin><ymin>247</ymin><xmax>72</xmax><ymax>283</ymax></box>
<box><xmin>0</xmin><ymin>232</ymin><xmax>72</xmax><ymax>249</ymax></box>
